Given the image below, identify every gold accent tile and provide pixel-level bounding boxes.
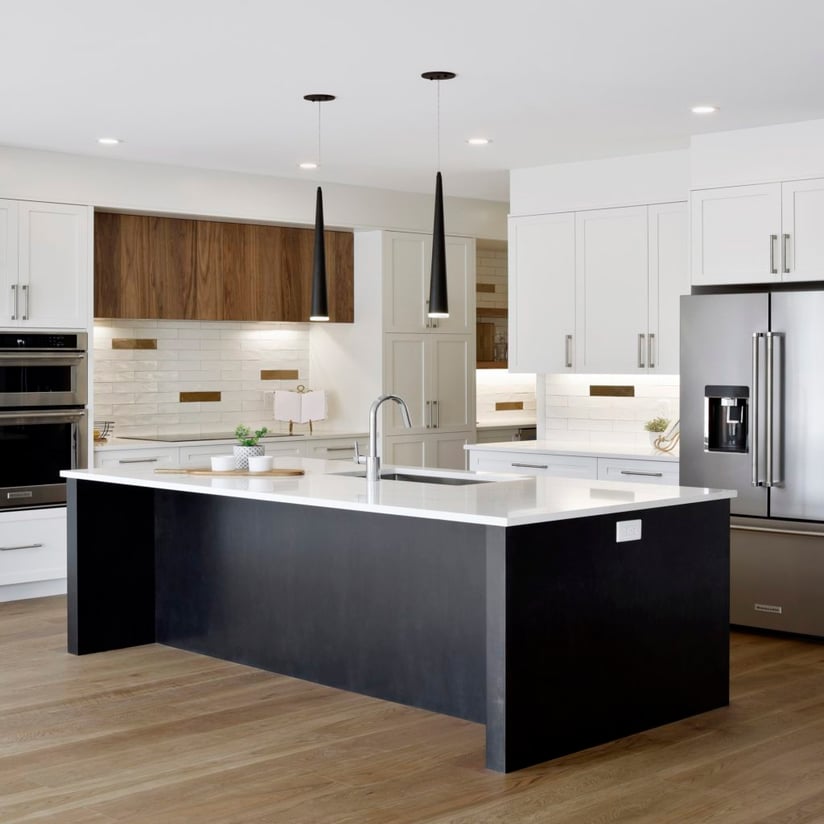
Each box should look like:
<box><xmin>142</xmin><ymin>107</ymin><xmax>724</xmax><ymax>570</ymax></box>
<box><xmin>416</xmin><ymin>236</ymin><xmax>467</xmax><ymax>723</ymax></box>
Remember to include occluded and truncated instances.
<box><xmin>590</xmin><ymin>385</ymin><xmax>635</xmax><ymax>397</ymax></box>
<box><xmin>112</xmin><ymin>338</ymin><xmax>157</xmax><ymax>350</ymax></box>
<box><xmin>260</xmin><ymin>369</ymin><xmax>300</xmax><ymax>380</ymax></box>
<box><xmin>180</xmin><ymin>391</ymin><xmax>221</xmax><ymax>403</ymax></box>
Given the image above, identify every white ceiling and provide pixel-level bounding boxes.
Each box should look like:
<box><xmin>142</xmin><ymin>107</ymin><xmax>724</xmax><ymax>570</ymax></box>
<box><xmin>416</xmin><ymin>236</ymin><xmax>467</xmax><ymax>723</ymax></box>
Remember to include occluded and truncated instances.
<box><xmin>3</xmin><ymin>0</ymin><xmax>824</xmax><ymax>202</ymax></box>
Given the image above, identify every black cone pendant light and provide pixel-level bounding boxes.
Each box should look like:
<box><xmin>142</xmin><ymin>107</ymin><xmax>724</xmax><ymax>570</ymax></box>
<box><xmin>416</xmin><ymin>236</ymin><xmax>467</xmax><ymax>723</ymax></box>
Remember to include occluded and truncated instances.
<box><xmin>422</xmin><ymin>71</ymin><xmax>456</xmax><ymax>319</ymax></box>
<box><xmin>310</xmin><ymin>186</ymin><xmax>328</xmax><ymax>321</ymax></box>
<box><xmin>303</xmin><ymin>93</ymin><xmax>335</xmax><ymax>322</ymax></box>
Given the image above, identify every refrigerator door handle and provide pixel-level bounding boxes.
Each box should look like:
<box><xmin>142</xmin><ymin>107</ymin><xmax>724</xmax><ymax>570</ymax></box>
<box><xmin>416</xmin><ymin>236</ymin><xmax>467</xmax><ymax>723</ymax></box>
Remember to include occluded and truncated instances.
<box><xmin>765</xmin><ymin>331</ymin><xmax>782</xmax><ymax>487</ymax></box>
<box><xmin>752</xmin><ymin>332</ymin><xmax>762</xmax><ymax>487</ymax></box>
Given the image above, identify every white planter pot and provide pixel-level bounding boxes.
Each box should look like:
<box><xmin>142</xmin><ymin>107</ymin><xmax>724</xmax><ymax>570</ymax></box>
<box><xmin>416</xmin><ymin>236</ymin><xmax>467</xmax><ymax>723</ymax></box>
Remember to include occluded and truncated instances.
<box><xmin>233</xmin><ymin>444</ymin><xmax>264</xmax><ymax>470</ymax></box>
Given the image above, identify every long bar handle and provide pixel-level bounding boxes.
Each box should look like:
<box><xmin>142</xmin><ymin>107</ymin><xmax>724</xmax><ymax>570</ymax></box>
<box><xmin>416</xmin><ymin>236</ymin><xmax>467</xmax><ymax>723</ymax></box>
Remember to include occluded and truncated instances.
<box><xmin>648</xmin><ymin>333</ymin><xmax>655</xmax><ymax>368</ymax></box>
<box><xmin>10</xmin><ymin>284</ymin><xmax>17</xmax><ymax>320</ymax></box>
<box><xmin>565</xmin><ymin>334</ymin><xmax>573</xmax><ymax>368</ymax></box>
<box><xmin>769</xmin><ymin>234</ymin><xmax>778</xmax><ymax>274</ymax></box>
<box><xmin>638</xmin><ymin>333</ymin><xmax>646</xmax><ymax>368</ymax></box>
<box><xmin>752</xmin><ymin>332</ymin><xmax>761</xmax><ymax>487</ymax></box>
<box><xmin>118</xmin><ymin>457</ymin><xmax>160</xmax><ymax>464</ymax></box>
<box><xmin>0</xmin><ymin>543</ymin><xmax>44</xmax><ymax>552</ymax></box>
<box><xmin>433</xmin><ymin>399</ymin><xmax>439</xmax><ymax>429</ymax></box>
<box><xmin>511</xmin><ymin>462</ymin><xmax>548</xmax><ymax>469</ymax></box>
<box><xmin>425</xmin><ymin>400</ymin><xmax>432</xmax><ymax>429</ymax></box>
<box><xmin>21</xmin><ymin>283</ymin><xmax>29</xmax><ymax>320</ymax></box>
<box><xmin>782</xmin><ymin>233</ymin><xmax>791</xmax><ymax>274</ymax></box>
<box><xmin>765</xmin><ymin>332</ymin><xmax>773</xmax><ymax>487</ymax></box>
<box><xmin>732</xmin><ymin>524</ymin><xmax>824</xmax><ymax>539</ymax></box>
<box><xmin>619</xmin><ymin>470</ymin><xmax>663</xmax><ymax>478</ymax></box>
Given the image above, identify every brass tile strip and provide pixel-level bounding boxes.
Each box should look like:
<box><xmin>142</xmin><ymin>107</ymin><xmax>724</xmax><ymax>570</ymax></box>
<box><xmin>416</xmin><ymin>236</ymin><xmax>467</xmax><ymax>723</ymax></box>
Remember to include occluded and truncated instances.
<box><xmin>476</xmin><ymin>283</ymin><xmax>496</xmax><ymax>293</ymax></box>
<box><xmin>590</xmin><ymin>385</ymin><xmax>635</xmax><ymax>397</ymax></box>
<box><xmin>495</xmin><ymin>401</ymin><xmax>524</xmax><ymax>411</ymax></box>
<box><xmin>260</xmin><ymin>369</ymin><xmax>300</xmax><ymax>380</ymax></box>
<box><xmin>112</xmin><ymin>338</ymin><xmax>158</xmax><ymax>350</ymax></box>
<box><xmin>180</xmin><ymin>391</ymin><xmax>222</xmax><ymax>403</ymax></box>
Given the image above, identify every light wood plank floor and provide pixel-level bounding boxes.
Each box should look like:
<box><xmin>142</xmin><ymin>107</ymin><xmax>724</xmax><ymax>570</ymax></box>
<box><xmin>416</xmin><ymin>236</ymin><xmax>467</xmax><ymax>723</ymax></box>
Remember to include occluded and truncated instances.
<box><xmin>2</xmin><ymin>596</ymin><xmax>824</xmax><ymax>823</ymax></box>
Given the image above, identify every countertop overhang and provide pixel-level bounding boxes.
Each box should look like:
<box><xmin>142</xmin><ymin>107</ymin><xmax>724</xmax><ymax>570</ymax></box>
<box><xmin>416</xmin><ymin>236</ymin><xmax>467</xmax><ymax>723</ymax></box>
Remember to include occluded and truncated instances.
<box><xmin>63</xmin><ymin>458</ymin><xmax>734</xmax><ymax>527</ymax></box>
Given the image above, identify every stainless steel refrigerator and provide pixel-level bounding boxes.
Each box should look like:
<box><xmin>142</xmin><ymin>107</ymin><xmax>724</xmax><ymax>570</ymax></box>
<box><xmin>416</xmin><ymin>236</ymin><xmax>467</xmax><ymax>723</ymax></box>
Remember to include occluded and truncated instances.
<box><xmin>681</xmin><ymin>290</ymin><xmax>824</xmax><ymax>637</ymax></box>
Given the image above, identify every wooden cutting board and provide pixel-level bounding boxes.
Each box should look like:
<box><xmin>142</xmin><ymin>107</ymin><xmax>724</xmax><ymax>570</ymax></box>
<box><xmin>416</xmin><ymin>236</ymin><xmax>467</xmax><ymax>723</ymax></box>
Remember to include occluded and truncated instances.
<box><xmin>154</xmin><ymin>468</ymin><xmax>305</xmax><ymax>477</ymax></box>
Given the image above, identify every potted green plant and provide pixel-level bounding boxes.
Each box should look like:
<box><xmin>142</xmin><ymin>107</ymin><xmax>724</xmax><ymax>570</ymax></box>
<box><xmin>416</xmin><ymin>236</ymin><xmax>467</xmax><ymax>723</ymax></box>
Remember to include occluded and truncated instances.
<box><xmin>233</xmin><ymin>424</ymin><xmax>269</xmax><ymax>470</ymax></box>
<box><xmin>644</xmin><ymin>416</ymin><xmax>669</xmax><ymax>448</ymax></box>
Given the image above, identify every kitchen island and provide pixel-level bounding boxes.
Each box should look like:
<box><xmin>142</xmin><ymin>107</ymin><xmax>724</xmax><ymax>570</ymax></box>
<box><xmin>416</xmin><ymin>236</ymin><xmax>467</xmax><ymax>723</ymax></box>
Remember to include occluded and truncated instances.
<box><xmin>62</xmin><ymin>458</ymin><xmax>734</xmax><ymax>772</ymax></box>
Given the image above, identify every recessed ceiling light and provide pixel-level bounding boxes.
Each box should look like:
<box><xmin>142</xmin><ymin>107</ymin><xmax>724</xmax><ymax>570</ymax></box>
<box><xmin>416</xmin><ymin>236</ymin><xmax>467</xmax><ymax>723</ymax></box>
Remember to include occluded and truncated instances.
<box><xmin>97</xmin><ymin>137</ymin><xmax>122</xmax><ymax>145</ymax></box>
<box><xmin>299</xmin><ymin>161</ymin><xmax>318</xmax><ymax>170</ymax></box>
<box><xmin>467</xmin><ymin>137</ymin><xmax>491</xmax><ymax>145</ymax></box>
<box><xmin>691</xmin><ymin>105</ymin><xmax>719</xmax><ymax>115</ymax></box>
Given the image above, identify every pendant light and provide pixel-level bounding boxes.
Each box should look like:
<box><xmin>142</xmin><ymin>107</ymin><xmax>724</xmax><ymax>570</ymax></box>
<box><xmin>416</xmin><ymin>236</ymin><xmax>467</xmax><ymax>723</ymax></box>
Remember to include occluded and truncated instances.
<box><xmin>303</xmin><ymin>93</ymin><xmax>335</xmax><ymax>322</ymax></box>
<box><xmin>421</xmin><ymin>71</ymin><xmax>456</xmax><ymax>319</ymax></box>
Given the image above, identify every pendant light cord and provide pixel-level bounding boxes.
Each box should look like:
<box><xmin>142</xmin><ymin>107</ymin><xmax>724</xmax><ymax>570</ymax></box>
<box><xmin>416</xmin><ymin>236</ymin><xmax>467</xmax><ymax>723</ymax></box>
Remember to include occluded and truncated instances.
<box><xmin>435</xmin><ymin>79</ymin><xmax>441</xmax><ymax>172</ymax></box>
<box><xmin>317</xmin><ymin>102</ymin><xmax>322</xmax><ymax>168</ymax></box>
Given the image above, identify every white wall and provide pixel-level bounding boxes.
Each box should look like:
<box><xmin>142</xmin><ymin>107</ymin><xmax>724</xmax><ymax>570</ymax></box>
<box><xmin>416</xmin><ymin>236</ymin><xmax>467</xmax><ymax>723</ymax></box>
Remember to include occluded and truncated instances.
<box><xmin>509</xmin><ymin>150</ymin><xmax>689</xmax><ymax>216</ymax></box>
<box><xmin>0</xmin><ymin>145</ymin><xmax>508</xmax><ymax>239</ymax></box>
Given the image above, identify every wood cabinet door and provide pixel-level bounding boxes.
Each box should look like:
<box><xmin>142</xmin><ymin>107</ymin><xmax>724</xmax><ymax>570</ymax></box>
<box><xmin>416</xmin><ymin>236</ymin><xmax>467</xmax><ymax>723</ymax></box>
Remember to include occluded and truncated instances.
<box><xmin>781</xmin><ymin>178</ymin><xmax>824</xmax><ymax>282</ymax></box>
<box><xmin>575</xmin><ymin>206</ymin><xmax>648</xmax><ymax>374</ymax></box>
<box><xmin>96</xmin><ymin>213</ymin><xmax>196</xmax><ymax>319</ymax></box>
<box><xmin>508</xmin><ymin>213</ymin><xmax>576</xmax><ymax>373</ymax></box>
<box><xmin>690</xmin><ymin>183</ymin><xmax>781</xmax><ymax>285</ymax></box>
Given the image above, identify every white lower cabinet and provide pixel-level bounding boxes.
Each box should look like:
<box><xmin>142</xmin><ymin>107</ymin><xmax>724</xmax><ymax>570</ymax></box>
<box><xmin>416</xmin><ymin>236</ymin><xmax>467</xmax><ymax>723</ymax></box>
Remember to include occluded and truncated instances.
<box><xmin>0</xmin><ymin>508</ymin><xmax>67</xmax><ymax>588</ymax></box>
<box><xmin>596</xmin><ymin>457</ymin><xmax>679</xmax><ymax>485</ymax></box>
<box><xmin>469</xmin><ymin>449</ymin><xmax>597</xmax><ymax>478</ymax></box>
<box><xmin>384</xmin><ymin>432</ymin><xmax>472</xmax><ymax>471</ymax></box>
<box><xmin>304</xmin><ymin>437</ymin><xmax>368</xmax><ymax>461</ymax></box>
<box><xmin>95</xmin><ymin>446</ymin><xmax>179</xmax><ymax>468</ymax></box>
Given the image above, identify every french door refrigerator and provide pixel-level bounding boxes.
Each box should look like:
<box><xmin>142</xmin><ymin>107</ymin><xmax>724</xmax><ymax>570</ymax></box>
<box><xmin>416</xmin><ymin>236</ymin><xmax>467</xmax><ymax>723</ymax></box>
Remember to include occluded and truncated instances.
<box><xmin>681</xmin><ymin>290</ymin><xmax>824</xmax><ymax>637</ymax></box>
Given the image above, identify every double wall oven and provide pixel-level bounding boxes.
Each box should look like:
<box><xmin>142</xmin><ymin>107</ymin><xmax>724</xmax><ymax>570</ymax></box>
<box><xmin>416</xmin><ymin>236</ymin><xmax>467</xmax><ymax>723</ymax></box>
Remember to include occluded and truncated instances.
<box><xmin>0</xmin><ymin>332</ymin><xmax>88</xmax><ymax>510</ymax></box>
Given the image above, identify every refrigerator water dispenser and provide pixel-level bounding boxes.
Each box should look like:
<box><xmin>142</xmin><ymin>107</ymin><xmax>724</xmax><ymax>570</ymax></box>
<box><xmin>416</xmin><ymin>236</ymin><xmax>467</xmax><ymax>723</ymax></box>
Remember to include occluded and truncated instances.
<box><xmin>705</xmin><ymin>385</ymin><xmax>749</xmax><ymax>453</ymax></box>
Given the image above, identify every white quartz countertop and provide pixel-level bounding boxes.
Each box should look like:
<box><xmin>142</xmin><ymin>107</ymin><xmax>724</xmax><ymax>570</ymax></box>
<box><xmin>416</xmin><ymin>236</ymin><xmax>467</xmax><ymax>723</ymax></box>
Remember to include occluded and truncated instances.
<box><xmin>466</xmin><ymin>439</ymin><xmax>679</xmax><ymax>463</ymax></box>
<box><xmin>63</xmin><ymin>457</ymin><xmax>729</xmax><ymax>528</ymax></box>
<box><xmin>95</xmin><ymin>430</ymin><xmax>368</xmax><ymax>451</ymax></box>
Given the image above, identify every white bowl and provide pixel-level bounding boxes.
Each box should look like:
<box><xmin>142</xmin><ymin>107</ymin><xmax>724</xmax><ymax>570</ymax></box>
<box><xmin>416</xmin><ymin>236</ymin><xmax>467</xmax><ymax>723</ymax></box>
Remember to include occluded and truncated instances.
<box><xmin>248</xmin><ymin>454</ymin><xmax>274</xmax><ymax>473</ymax></box>
<box><xmin>211</xmin><ymin>455</ymin><xmax>236</xmax><ymax>471</ymax></box>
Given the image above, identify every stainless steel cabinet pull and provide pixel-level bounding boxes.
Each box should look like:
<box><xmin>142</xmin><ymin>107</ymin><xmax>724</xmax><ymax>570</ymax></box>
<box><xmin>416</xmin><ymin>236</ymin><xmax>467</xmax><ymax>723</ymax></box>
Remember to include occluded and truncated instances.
<box><xmin>511</xmin><ymin>462</ymin><xmax>548</xmax><ymax>469</ymax></box>
<box><xmin>638</xmin><ymin>333</ymin><xmax>646</xmax><ymax>368</ymax></box>
<box><xmin>783</xmin><ymin>233</ymin><xmax>791</xmax><ymax>274</ymax></box>
<box><xmin>325</xmin><ymin>446</ymin><xmax>355</xmax><ymax>453</ymax></box>
<box><xmin>118</xmin><ymin>457</ymin><xmax>159</xmax><ymax>464</ymax></box>
<box><xmin>425</xmin><ymin>400</ymin><xmax>432</xmax><ymax>429</ymax></box>
<box><xmin>433</xmin><ymin>399</ymin><xmax>439</xmax><ymax>428</ymax></box>
<box><xmin>565</xmin><ymin>334</ymin><xmax>573</xmax><ymax>368</ymax></box>
<box><xmin>619</xmin><ymin>470</ymin><xmax>663</xmax><ymax>477</ymax></box>
<box><xmin>769</xmin><ymin>234</ymin><xmax>778</xmax><ymax>274</ymax></box>
<box><xmin>10</xmin><ymin>284</ymin><xmax>17</xmax><ymax>320</ymax></box>
<box><xmin>0</xmin><ymin>543</ymin><xmax>44</xmax><ymax>551</ymax></box>
<box><xmin>21</xmin><ymin>283</ymin><xmax>29</xmax><ymax>320</ymax></box>
<box><xmin>732</xmin><ymin>524</ymin><xmax>824</xmax><ymax>539</ymax></box>
<box><xmin>648</xmin><ymin>333</ymin><xmax>655</xmax><ymax>368</ymax></box>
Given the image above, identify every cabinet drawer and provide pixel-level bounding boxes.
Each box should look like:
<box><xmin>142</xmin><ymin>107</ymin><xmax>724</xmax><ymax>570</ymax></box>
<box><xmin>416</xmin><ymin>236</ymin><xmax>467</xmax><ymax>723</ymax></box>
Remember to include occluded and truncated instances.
<box><xmin>305</xmin><ymin>439</ymin><xmax>367</xmax><ymax>461</ymax></box>
<box><xmin>0</xmin><ymin>508</ymin><xmax>67</xmax><ymax>585</ymax></box>
<box><xmin>96</xmin><ymin>447</ymin><xmax>179</xmax><ymax>468</ymax></box>
<box><xmin>178</xmin><ymin>443</ymin><xmax>233</xmax><ymax>467</ymax></box>
<box><xmin>597</xmin><ymin>458</ymin><xmax>679</xmax><ymax>485</ymax></box>
<box><xmin>469</xmin><ymin>451</ymin><xmax>597</xmax><ymax>479</ymax></box>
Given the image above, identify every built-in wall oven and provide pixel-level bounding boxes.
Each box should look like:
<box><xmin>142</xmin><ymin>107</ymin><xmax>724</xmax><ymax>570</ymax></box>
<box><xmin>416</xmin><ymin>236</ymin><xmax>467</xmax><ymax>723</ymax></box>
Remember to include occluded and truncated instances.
<box><xmin>0</xmin><ymin>332</ymin><xmax>88</xmax><ymax>510</ymax></box>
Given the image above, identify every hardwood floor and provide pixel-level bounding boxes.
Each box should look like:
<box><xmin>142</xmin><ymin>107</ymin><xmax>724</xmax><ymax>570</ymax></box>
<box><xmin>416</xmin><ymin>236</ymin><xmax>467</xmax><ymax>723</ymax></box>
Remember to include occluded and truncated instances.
<box><xmin>2</xmin><ymin>597</ymin><xmax>824</xmax><ymax>823</ymax></box>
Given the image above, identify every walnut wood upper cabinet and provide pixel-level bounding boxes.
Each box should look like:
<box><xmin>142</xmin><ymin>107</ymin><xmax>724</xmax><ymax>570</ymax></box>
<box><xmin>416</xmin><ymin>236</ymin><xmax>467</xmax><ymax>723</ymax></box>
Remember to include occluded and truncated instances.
<box><xmin>94</xmin><ymin>212</ymin><xmax>354</xmax><ymax>322</ymax></box>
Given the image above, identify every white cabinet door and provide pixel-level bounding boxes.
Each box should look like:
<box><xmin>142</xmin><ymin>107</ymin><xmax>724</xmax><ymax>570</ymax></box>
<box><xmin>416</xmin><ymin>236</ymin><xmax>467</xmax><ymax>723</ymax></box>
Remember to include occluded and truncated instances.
<box><xmin>0</xmin><ymin>199</ymin><xmax>19</xmax><ymax>324</ymax></box>
<box><xmin>648</xmin><ymin>202</ymin><xmax>689</xmax><ymax>374</ymax></box>
<box><xmin>383</xmin><ymin>335</ymin><xmax>428</xmax><ymax>433</ymax></box>
<box><xmin>382</xmin><ymin>233</ymin><xmax>474</xmax><ymax>334</ymax></box>
<box><xmin>18</xmin><ymin>202</ymin><xmax>90</xmax><ymax>328</ymax></box>
<box><xmin>430</xmin><ymin>335</ymin><xmax>473</xmax><ymax>431</ymax></box>
<box><xmin>0</xmin><ymin>508</ymin><xmax>67</xmax><ymax>585</ymax></box>
<box><xmin>575</xmin><ymin>206</ymin><xmax>648</xmax><ymax>374</ymax></box>
<box><xmin>383</xmin><ymin>435</ymin><xmax>426</xmax><ymax>467</ymax></box>
<box><xmin>508</xmin><ymin>213</ymin><xmax>576</xmax><ymax>373</ymax></box>
<box><xmin>781</xmin><ymin>178</ymin><xmax>824</xmax><ymax>282</ymax></box>
<box><xmin>596</xmin><ymin>457</ymin><xmax>679</xmax><ymax>485</ymax></box>
<box><xmin>690</xmin><ymin>184</ymin><xmax>782</xmax><ymax>285</ymax></box>
<box><xmin>304</xmin><ymin>437</ymin><xmax>368</xmax><ymax>461</ymax></box>
<box><xmin>468</xmin><ymin>449</ymin><xmax>597</xmax><ymax>478</ymax></box>
<box><xmin>95</xmin><ymin>446</ymin><xmax>179</xmax><ymax>468</ymax></box>
<box><xmin>384</xmin><ymin>432</ymin><xmax>471</xmax><ymax>470</ymax></box>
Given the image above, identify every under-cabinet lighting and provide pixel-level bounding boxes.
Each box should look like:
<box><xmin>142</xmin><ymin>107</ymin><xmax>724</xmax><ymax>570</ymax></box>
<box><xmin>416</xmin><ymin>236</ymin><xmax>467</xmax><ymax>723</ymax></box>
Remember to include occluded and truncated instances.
<box><xmin>691</xmin><ymin>105</ymin><xmax>718</xmax><ymax>114</ymax></box>
<box><xmin>467</xmin><ymin>137</ymin><xmax>491</xmax><ymax>145</ymax></box>
<box><xmin>97</xmin><ymin>137</ymin><xmax>122</xmax><ymax>145</ymax></box>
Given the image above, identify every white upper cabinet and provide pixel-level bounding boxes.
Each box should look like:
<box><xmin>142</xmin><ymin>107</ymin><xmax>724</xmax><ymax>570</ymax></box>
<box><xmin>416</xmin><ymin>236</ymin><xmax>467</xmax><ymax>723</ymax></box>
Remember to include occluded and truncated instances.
<box><xmin>781</xmin><ymin>178</ymin><xmax>824</xmax><ymax>282</ymax></box>
<box><xmin>382</xmin><ymin>232</ymin><xmax>474</xmax><ymax>334</ymax></box>
<box><xmin>510</xmin><ymin>203</ymin><xmax>686</xmax><ymax>375</ymax></box>
<box><xmin>691</xmin><ymin>178</ymin><xmax>824</xmax><ymax>286</ymax></box>
<box><xmin>575</xmin><ymin>206</ymin><xmax>648</xmax><ymax>374</ymax></box>
<box><xmin>0</xmin><ymin>199</ymin><xmax>90</xmax><ymax>328</ymax></box>
<box><xmin>691</xmin><ymin>184</ymin><xmax>782</xmax><ymax>285</ymax></box>
<box><xmin>508</xmin><ymin>213</ymin><xmax>576</xmax><ymax>373</ymax></box>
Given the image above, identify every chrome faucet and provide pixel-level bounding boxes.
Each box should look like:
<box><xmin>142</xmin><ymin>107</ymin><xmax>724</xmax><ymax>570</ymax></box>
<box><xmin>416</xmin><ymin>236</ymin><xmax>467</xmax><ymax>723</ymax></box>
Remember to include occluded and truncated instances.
<box><xmin>355</xmin><ymin>394</ymin><xmax>412</xmax><ymax>481</ymax></box>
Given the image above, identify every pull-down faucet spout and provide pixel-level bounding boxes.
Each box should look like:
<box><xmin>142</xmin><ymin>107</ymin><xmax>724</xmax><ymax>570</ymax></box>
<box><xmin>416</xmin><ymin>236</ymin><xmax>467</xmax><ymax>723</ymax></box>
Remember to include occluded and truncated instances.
<box><xmin>355</xmin><ymin>394</ymin><xmax>412</xmax><ymax>482</ymax></box>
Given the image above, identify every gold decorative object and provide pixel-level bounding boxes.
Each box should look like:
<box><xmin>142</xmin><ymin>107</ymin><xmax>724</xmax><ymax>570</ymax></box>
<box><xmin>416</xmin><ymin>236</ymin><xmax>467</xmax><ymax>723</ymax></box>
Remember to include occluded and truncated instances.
<box><xmin>653</xmin><ymin>419</ymin><xmax>680</xmax><ymax>453</ymax></box>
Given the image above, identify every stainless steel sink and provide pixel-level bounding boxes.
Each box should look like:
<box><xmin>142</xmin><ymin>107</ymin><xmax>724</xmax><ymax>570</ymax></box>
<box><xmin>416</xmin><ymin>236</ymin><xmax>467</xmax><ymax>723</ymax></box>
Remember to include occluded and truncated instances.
<box><xmin>334</xmin><ymin>470</ymin><xmax>489</xmax><ymax>486</ymax></box>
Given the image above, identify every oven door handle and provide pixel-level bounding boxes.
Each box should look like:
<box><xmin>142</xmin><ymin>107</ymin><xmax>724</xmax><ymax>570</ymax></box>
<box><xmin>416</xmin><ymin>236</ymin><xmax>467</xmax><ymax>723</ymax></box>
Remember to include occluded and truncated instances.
<box><xmin>0</xmin><ymin>351</ymin><xmax>86</xmax><ymax>364</ymax></box>
<box><xmin>0</xmin><ymin>408</ymin><xmax>87</xmax><ymax>423</ymax></box>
